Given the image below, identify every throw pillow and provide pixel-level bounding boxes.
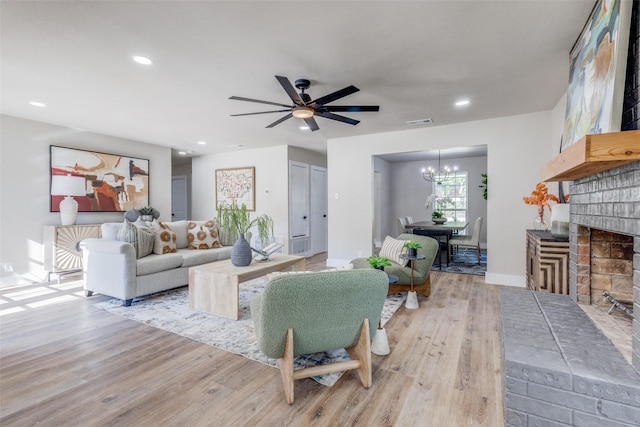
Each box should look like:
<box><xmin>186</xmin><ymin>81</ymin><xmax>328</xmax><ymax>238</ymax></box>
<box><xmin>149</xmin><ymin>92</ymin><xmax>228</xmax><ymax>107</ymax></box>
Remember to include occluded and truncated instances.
<box><xmin>152</xmin><ymin>221</ymin><xmax>177</xmax><ymax>254</ymax></box>
<box><xmin>379</xmin><ymin>236</ymin><xmax>409</xmax><ymax>267</ymax></box>
<box><xmin>187</xmin><ymin>220</ymin><xmax>221</xmax><ymax>250</ymax></box>
<box><xmin>116</xmin><ymin>219</ymin><xmax>155</xmax><ymax>259</ymax></box>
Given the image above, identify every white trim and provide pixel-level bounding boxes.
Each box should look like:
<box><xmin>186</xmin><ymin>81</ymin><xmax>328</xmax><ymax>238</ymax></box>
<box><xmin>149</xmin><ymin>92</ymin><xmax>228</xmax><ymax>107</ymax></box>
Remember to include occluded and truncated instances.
<box><xmin>485</xmin><ymin>273</ymin><xmax>526</xmax><ymax>287</ymax></box>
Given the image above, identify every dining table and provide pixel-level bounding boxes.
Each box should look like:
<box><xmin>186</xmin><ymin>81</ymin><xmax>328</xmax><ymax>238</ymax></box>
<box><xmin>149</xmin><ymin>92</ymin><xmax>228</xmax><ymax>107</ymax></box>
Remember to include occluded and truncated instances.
<box><xmin>405</xmin><ymin>220</ymin><xmax>469</xmax><ymax>232</ymax></box>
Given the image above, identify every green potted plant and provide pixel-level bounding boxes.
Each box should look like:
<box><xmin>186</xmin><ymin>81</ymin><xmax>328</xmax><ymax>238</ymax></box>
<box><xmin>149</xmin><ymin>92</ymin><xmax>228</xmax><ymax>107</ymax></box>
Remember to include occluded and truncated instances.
<box><xmin>216</xmin><ymin>202</ymin><xmax>274</xmax><ymax>266</ymax></box>
<box><xmin>479</xmin><ymin>173</ymin><xmax>488</xmax><ymax>200</ymax></box>
<box><xmin>403</xmin><ymin>240</ymin><xmax>422</xmax><ymax>258</ymax></box>
<box><xmin>138</xmin><ymin>206</ymin><xmax>154</xmax><ymax>222</ymax></box>
<box><xmin>367</xmin><ymin>256</ymin><xmax>392</xmax><ymax>271</ymax></box>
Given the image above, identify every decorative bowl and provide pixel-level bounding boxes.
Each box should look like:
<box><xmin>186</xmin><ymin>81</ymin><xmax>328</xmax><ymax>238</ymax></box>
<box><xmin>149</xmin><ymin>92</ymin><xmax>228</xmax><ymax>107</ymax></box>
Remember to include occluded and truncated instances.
<box><xmin>432</xmin><ymin>218</ymin><xmax>447</xmax><ymax>225</ymax></box>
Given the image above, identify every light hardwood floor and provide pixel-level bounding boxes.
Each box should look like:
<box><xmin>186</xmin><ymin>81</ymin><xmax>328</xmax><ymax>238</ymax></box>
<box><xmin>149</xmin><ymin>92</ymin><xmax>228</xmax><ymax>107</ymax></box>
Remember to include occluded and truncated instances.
<box><xmin>0</xmin><ymin>254</ymin><xmax>504</xmax><ymax>426</ymax></box>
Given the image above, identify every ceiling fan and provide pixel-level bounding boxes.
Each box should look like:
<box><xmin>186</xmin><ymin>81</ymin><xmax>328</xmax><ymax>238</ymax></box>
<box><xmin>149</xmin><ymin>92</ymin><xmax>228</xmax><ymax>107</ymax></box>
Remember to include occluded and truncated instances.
<box><xmin>229</xmin><ymin>75</ymin><xmax>379</xmax><ymax>131</ymax></box>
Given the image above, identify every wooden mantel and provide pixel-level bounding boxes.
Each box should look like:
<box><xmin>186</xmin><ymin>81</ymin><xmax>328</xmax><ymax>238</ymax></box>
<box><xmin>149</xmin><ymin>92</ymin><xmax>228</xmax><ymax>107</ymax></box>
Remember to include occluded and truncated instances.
<box><xmin>541</xmin><ymin>130</ymin><xmax>640</xmax><ymax>182</ymax></box>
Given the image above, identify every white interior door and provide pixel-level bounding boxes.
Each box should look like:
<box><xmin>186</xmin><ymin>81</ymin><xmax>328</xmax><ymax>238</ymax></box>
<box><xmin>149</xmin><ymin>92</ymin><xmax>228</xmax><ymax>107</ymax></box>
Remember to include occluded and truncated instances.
<box><xmin>289</xmin><ymin>162</ymin><xmax>309</xmax><ymax>238</ymax></box>
<box><xmin>310</xmin><ymin>166</ymin><xmax>328</xmax><ymax>254</ymax></box>
<box><xmin>171</xmin><ymin>175</ymin><xmax>188</xmax><ymax>221</ymax></box>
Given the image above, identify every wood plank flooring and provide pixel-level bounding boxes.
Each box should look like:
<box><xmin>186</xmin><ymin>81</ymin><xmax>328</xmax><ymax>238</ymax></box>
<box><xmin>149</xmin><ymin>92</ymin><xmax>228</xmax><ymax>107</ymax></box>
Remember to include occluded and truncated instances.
<box><xmin>0</xmin><ymin>254</ymin><xmax>504</xmax><ymax>426</ymax></box>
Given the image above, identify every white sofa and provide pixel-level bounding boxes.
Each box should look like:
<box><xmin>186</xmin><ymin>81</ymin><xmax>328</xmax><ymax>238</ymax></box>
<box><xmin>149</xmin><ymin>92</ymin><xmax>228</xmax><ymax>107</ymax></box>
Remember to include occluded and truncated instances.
<box><xmin>80</xmin><ymin>221</ymin><xmax>233</xmax><ymax>306</ymax></box>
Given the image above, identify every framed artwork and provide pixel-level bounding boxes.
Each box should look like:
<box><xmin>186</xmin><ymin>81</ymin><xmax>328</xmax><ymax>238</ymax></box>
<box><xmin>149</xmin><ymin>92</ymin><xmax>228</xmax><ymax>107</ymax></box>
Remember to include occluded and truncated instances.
<box><xmin>50</xmin><ymin>145</ymin><xmax>150</xmax><ymax>212</ymax></box>
<box><xmin>561</xmin><ymin>0</ymin><xmax>632</xmax><ymax>151</ymax></box>
<box><xmin>215</xmin><ymin>166</ymin><xmax>255</xmax><ymax>211</ymax></box>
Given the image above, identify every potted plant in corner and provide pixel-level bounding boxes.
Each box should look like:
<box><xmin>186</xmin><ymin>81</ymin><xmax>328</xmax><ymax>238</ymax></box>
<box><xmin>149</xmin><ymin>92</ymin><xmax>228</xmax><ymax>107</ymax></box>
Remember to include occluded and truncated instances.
<box><xmin>403</xmin><ymin>240</ymin><xmax>422</xmax><ymax>258</ymax></box>
<box><xmin>367</xmin><ymin>256</ymin><xmax>392</xmax><ymax>271</ymax></box>
<box><xmin>216</xmin><ymin>202</ymin><xmax>274</xmax><ymax>266</ymax></box>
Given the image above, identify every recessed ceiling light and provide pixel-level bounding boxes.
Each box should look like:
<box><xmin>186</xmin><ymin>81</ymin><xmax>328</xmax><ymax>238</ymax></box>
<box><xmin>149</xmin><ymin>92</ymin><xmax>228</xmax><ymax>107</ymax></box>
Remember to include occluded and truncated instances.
<box><xmin>133</xmin><ymin>56</ymin><xmax>153</xmax><ymax>65</ymax></box>
<box><xmin>29</xmin><ymin>101</ymin><xmax>46</xmax><ymax>107</ymax></box>
<box><xmin>197</xmin><ymin>141</ymin><xmax>207</xmax><ymax>145</ymax></box>
<box><xmin>299</xmin><ymin>126</ymin><xmax>309</xmax><ymax>130</ymax></box>
<box><xmin>178</xmin><ymin>151</ymin><xmax>187</xmax><ymax>155</ymax></box>
<box><xmin>455</xmin><ymin>99</ymin><xmax>470</xmax><ymax>107</ymax></box>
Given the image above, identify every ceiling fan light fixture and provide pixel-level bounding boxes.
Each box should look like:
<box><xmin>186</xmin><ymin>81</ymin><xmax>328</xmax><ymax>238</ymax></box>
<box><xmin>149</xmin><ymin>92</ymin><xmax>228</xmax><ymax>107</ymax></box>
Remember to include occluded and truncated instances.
<box><xmin>292</xmin><ymin>106</ymin><xmax>314</xmax><ymax>119</ymax></box>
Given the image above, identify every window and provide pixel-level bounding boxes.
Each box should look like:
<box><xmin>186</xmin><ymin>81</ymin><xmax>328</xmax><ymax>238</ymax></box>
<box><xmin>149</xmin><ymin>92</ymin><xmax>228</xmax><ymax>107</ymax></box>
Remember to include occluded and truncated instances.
<box><xmin>432</xmin><ymin>172</ymin><xmax>467</xmax><ymax>222</ymax></box>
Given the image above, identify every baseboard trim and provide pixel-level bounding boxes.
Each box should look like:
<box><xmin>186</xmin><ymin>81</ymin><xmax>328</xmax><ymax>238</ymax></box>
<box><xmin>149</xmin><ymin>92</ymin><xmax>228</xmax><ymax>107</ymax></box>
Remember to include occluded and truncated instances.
<box><xmin>326</xmin><ymin>258</ymin><xmax>352</xmax><ymax>268</ymax></box>
<box><xmin>485</xmin><ymin>273</ymin><xmax>526</xmax><ymax>288</ymax></box>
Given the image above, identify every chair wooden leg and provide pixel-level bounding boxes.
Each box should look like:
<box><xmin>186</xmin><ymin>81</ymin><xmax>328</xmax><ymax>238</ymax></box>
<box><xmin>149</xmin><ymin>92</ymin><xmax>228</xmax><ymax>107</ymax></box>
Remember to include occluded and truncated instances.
<box><xmin>278</xmin><ymin>328</ymin><xmax>295</xmax><ymax>404</ymax></box>
<box><xmin>345</xmin><ymin>319</ymin><xmax>372</xmax><ymax>388</ymax></box>
<box><xmin>476</xmin><ymin>246</ymin><xmax>481</xmax><ymax>265</ymax></box>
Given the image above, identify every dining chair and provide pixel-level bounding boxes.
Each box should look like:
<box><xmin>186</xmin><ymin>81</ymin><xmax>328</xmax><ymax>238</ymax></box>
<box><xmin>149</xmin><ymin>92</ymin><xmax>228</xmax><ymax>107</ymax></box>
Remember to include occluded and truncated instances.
<box><xmin>397</xmin><ymin>217</ymin><xmax>407</xmax><ymax>235</ymax></box>
<box><xmin>405</xmin><ymin>216</ymin><xmax>414</xmax><ymax>225</ymax></box>
<box><xmin>448</xmin><ymin>217</ymin><xmax>483</xmax><ymax>264</ymax></box>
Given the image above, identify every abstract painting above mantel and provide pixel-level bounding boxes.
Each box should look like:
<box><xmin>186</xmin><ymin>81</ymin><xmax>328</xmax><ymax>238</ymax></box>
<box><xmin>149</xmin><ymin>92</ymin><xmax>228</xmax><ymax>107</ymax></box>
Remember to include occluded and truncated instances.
<box><xmin>561</xmin><ymin>0</ymin><xmax>632</xmax><ymax>152</ymax></box>
<box><xmin>50</xmin><ymin>145</ymin><xmax>149</xmax><ymax>212</ymax></box>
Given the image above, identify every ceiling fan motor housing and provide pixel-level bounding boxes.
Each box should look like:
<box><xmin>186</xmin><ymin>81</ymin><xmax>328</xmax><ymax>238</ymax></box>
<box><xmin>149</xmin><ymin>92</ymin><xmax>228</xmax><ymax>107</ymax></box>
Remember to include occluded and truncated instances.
<box><xmin>294</xmin><ymin>79</ymin><xmax>311</xmax><ymax>91</ymax></box>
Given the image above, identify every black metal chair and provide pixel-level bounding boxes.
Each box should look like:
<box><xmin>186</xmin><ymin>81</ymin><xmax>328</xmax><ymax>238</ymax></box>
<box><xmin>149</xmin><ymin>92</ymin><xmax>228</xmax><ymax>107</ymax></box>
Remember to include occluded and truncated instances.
<box><xmin>412</xmin><ymin>228</ymin><xmax>452</xmax><ymax>269</ymax></box>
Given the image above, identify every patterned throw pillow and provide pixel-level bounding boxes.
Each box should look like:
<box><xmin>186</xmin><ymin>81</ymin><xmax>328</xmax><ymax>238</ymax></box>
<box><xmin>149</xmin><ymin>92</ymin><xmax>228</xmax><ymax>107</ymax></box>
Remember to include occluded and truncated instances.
<box><xmin>379</xmin><ymin>236</ymin><xmax>409</xmax><ymax>267</ymax></box>
<box><xmin>187</xmin><ymin>220</ymin><xmax>221</xmax><ymax>250</ymax></box>
<box><xmin>116</xmin><ymin>219</ymin><xmax>155</xmax><ymax>259</ymax></box>
<box><xmin>152</xmin><ymin>221</ymin><xmax>177</xmax><ymax>254</ymax></box>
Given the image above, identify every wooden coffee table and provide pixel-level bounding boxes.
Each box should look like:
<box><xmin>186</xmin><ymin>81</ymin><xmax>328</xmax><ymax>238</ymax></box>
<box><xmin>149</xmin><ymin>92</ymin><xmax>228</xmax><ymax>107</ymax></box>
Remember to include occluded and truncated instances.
<box><xmin>188</xmin><ymin>254</ymin><xmax>306</xmax><ymax>320</ymax></box>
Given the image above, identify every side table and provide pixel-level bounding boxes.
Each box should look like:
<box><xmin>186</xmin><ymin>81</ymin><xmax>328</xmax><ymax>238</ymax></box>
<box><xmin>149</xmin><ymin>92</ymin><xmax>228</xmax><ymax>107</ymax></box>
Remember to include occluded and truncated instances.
<box><xmin>400</xmin><ymin>254</ymin><xmax>425</xmax><ymax>309</ymax></box>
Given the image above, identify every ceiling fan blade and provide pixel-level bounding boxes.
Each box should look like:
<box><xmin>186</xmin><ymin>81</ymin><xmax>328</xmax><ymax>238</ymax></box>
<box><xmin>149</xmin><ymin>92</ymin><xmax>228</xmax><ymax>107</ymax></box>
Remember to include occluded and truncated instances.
<box><xmin>231</xmin><ymin>109</ymin><xmax>291</xmax><ymax>117</ymax></box>
<box><xmin>275</xmin><ymin>76</ymin><xmax>305</xmax><ymax>106</ymax></box>
<box><xmin>324</xmin><ymin>105</ymin><xmax>380</xmax><ymax>112</ymax></box>
<box><xmin>229</xmin><ymin>96</ymin><xmax>292</xmax><ymax>108</ymax></box>
<box><xmin>315</xmin><ymin>111</ymin><xmax>360</xmax><ymax>126</ymax></box>
<box><xmin>266</xmin><ymin>113</ymin><xmax>293</xmax><ymax>128</ymax></box>
<box><xmin>304</xmin><ymin>117</ymin><xmax>320</xmax><ymax>131</ymax></box>
<box><xmin>312</xmin><ymin>85</ymin><xmax>359</xmax><ymax>106</ymax></box>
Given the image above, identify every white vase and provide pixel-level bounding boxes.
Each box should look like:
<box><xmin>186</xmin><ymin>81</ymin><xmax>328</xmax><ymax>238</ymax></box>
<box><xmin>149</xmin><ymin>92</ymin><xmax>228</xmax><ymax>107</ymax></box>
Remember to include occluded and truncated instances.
<box><xmin>550</xmin><ymin>204</ymin><xmax>570</xmax><ymax>239</ymax></box>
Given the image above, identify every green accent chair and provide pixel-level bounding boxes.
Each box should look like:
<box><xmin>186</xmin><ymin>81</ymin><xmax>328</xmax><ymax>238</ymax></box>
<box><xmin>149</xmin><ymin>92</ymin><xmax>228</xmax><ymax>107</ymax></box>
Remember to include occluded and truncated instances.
<box><xmin>250</xmin><ymin>269</ymin><xmax>388</xmax><ymax>404</ymax></box>
<box><xmin>351</xmin><ymin>233</ymin><xmax>439</xmax><ymax>297</ymax></box>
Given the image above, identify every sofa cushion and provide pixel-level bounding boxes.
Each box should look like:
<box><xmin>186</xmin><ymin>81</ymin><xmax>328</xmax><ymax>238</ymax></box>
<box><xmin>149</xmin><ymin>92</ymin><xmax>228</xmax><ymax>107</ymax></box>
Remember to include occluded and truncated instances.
<box><xmin>379</xmin><ymin>236</ymin><xmax>409</xmax><ymax>267</ymax></box>
<box><xmin>187</xmin><ymin>220</ymin><xmax>221</xmax><ymax>250</ymax></box>
<box><xmin>151</xmin><ymin>221</ymin><xmax>177</xmax><ymax>254</ymax></box>
<box><xmin>160</xmin><ymin>220</ymin><xmax>188</xmax><ymax>249</ymax></box>
<box><xmin>116</xmin><ymin>219</ymin><xmax>155</xmax><ymax>259</ymax></box>
<box><xmin>101</xmin><ymin>222</ymin><xmax>121</xmax><ymax>241</ymax></box>
<box><xmin>136</xmin><ymin>253</ymin><xmax>183</xmax><ymax>276</ymax></box>
<box><xmin>177</xmin><ymin>246</ymin><xmax>233</xmax><ymax>267</ymax></box>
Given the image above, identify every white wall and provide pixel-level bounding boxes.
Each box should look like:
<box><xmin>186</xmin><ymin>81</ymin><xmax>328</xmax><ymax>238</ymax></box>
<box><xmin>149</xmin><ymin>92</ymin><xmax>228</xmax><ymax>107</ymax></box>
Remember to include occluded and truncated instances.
<box><xmin>388</xmin><ymin>155</ymin><xmax>488</xmax><ymax>244</ymax></box>
<box><xmin>373</xmin><ymin>156</ymin><xmax>392</xmax><ymax>244</ymax></box>
<box><xmin>0</xmin><ymin>115</ymin><xmax>172</xmax><ymax>277</ymax></box>
<box><xmin>327</xmin><ymin>111</ymin><xmax>554</xmax><ymax>286</ymax></box>
<box><xmin>191</xmin><ymin>145</ymin><xmax>327</xmax><ymax>253</ymax></box>
<box><xmin>191</xmin><ymin>145</ymin><xmax>290</xmax><ymax>251</ymax></box>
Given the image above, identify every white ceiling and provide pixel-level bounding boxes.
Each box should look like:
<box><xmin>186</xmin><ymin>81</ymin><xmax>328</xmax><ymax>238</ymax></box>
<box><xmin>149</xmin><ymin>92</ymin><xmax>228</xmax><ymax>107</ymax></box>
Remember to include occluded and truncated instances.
<box><xmin>1</xmin><ymin>1</ymin><xmax>595</xmax><ymax>159</ymax></box>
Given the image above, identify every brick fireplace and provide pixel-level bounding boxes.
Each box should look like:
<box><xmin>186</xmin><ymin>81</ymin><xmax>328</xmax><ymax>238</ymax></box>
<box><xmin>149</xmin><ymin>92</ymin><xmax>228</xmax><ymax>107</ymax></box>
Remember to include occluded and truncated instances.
<box><xmin>574</xmin><ymin>226</ymin><xmax>635</xmax><ymax>308</ymax></box>
<box><xmin>569</xmin><ymin>159</ymin><xmax>640</xmax><ymax>372</ymax></box>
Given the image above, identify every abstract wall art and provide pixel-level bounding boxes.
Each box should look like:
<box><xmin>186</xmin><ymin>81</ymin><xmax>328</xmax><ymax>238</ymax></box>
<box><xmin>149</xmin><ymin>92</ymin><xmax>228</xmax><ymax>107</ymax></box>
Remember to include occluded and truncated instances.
<box><xmin>50</xmin><ymin>145</ymin><xmax>150</xmax><ymax>212</ymax></box>
<box><xmin>215</xmin><ymin>166</ymin><xmax>255</xmax><ymax>211</ymax></box>
<box><xmin>562</xmin><ymin>0</ymin><xmax>633</xmax><ymax>151</ymax></box>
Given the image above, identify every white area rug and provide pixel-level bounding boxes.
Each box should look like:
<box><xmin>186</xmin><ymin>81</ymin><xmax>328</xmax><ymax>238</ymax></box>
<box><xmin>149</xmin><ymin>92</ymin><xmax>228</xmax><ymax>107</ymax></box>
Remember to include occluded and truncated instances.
<box><xmin>93</xmin><ymin>277</ymin><xmax>405</xmax><ymax>386</ymax></box>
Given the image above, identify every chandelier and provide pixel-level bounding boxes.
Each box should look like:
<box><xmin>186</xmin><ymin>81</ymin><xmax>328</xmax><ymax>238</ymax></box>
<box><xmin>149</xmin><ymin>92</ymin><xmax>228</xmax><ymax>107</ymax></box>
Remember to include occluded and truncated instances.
<box><xmin>421</xmin><ymin>150</ymin><xmax>457</xmax><ymax>184</ymax></box>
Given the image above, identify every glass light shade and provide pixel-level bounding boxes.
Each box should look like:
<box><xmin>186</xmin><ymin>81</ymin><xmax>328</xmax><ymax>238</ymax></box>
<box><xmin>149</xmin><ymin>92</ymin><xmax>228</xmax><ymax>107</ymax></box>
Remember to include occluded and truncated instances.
<box><xmin>291</xmin><ymin>107</ymin><xmax>314</xmax><ymax>119</ymax></box>
<box><xmin>51</xmin><ymin>175</ymin><xmax>86</xmax><ymax>196</ymax></box>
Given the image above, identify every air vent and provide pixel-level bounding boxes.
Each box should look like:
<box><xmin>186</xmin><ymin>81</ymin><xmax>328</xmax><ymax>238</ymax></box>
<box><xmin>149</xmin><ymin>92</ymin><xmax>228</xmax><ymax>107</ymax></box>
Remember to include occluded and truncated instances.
<box><xmin>405</xmin><ymin>118</ymin><xmax>433</xmax><ymax>126</ymax></box>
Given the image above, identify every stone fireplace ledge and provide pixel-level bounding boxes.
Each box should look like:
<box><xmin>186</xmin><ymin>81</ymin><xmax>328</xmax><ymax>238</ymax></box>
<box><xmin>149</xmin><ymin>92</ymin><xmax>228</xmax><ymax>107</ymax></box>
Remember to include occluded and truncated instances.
<box><xmin>500</xmin><ymin>288</ymin><xmax>640</xmax><ymax>426</ymax></box>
